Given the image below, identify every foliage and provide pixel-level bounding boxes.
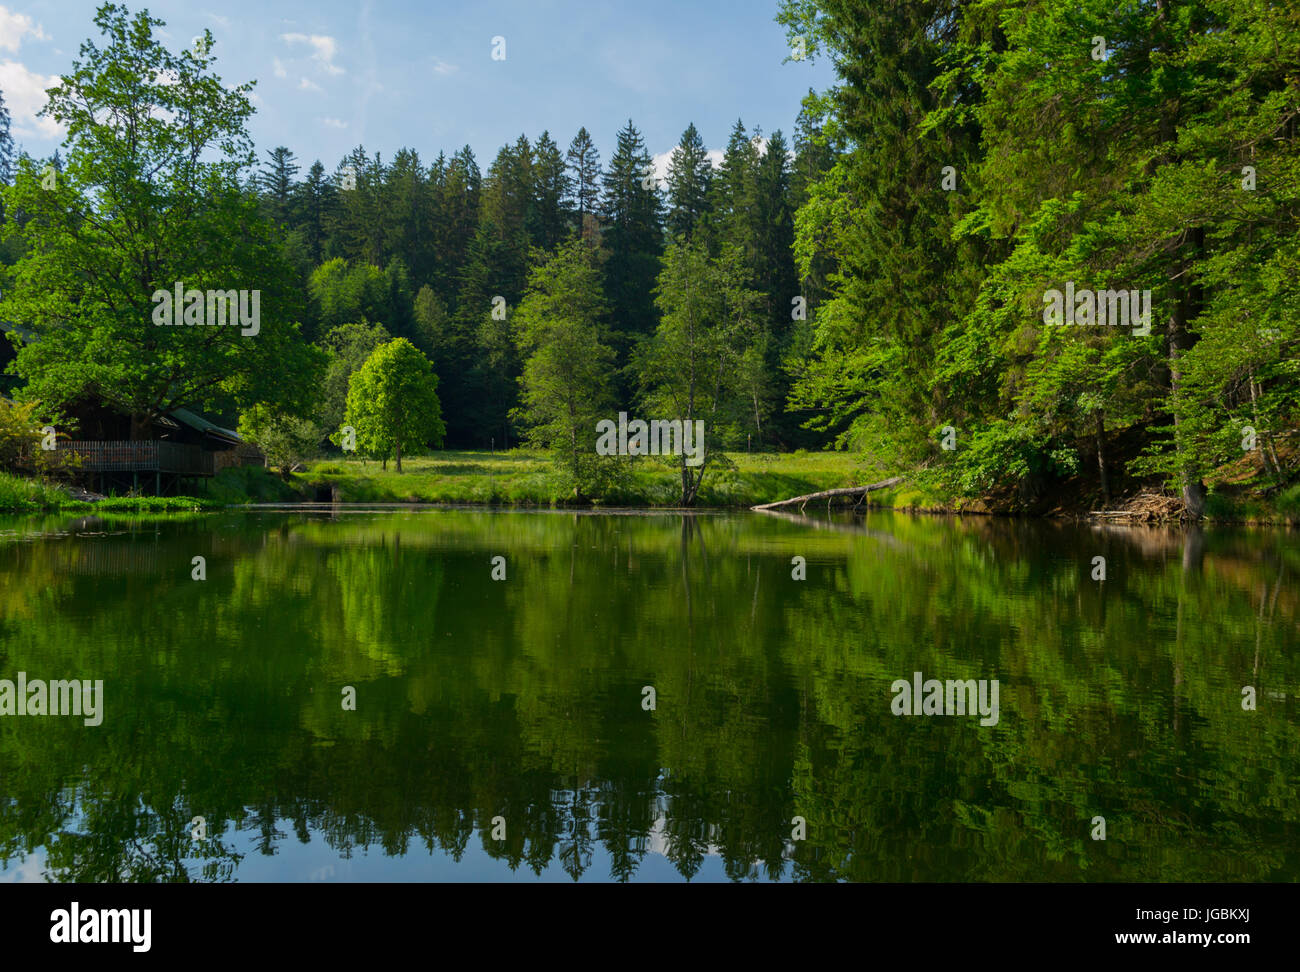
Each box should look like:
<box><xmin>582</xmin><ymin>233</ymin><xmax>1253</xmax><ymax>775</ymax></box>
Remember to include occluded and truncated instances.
<box><xmin>343</xmin><ymin>338</ymin><xmax>445</xmax><ymax>471</ymax></box>
<box><xmin>778</xmin><ymin>0</ymin><xmax>1300</xmax><ymax>513</ymax></box>
<box><xmin>510</xmin><ymin>240</ymin><xmax>621</xmax><ymax>498</ymax></box>
<box><xmin>237</xmin><ymin>403</ymin><xmax>322</xmax><ymax>478</ymax></box>
<box><xmin>0</xmin><ymin>5</ymin><xmax>324</xmax><ymax>437</ymax></box>
<box><xmin>636</xmin><ymin>240</ymin><xmax>765</xmax><ymax>505</ymax></box>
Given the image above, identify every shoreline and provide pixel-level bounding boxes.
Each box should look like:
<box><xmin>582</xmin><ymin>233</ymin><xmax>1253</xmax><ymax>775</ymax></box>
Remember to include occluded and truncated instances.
<box><xmin>2</xmin><ymin>451</ymin><xmax>1295</xmax><ymax>524</ymax></box>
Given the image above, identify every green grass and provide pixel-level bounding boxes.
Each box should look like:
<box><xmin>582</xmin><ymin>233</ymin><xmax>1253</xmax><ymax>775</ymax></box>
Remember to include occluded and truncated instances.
<box><xmin>1204</xmin><ymin>482</ymin><xmax>1300</xmax><ymax>524</ymax></box>
<box><xmin>6</xmin><ymin>450</ymin><xmax>1297</xmax><ymax>520</ymax></box>
<box><xmin>0</xmin><ymin>471</ymin><xmax>71</xmax><ymax>511</ymax></box>
<box><xmin>0</xmin><ymin>470</ymin><xmax>225</xmax><ymax>512</ymax></box>
<box><xmin>195</xmin><ymin>465</ymin><xmax>306</xmax><ymax>504</ymax></box>
<box><xmin>294</xmin><ymin>449</ymin><xmax>869</xmax><ymax>507</ymax></box>
<box><xmin>87</xmin><ymin>495</ymin><xmax>221</xmax><ymax>512</ymax></box>
<box><xmin>0</xmin><ymin>471</ymin><xmax>223</xmax><ymax>512</ymax></box>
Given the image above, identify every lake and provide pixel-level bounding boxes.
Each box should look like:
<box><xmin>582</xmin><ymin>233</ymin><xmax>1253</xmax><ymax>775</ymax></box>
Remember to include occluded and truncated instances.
<box><xmin>0</xmin><ymin>507</ymin><xmax>1296</xmax><ymax>882</ymax></box>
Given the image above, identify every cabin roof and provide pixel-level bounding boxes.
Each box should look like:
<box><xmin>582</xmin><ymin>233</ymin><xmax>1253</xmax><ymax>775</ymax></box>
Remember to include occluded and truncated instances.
<box><xmin>0</xmin><ymin>389</ymin><xmax>242</xmax><ymax>445</ymax></box>
<box><xmin>169</xmin><ymin>408</ymin><xmax>242</xmax><ymax>445</ymax></box>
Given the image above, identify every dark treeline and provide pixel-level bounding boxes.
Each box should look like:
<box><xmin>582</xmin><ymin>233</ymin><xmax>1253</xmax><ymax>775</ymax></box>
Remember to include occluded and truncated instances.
<box><xmin>249</xmin><ymin>115</ymin><xmax>814</xmax><ymax>451</ymax></box>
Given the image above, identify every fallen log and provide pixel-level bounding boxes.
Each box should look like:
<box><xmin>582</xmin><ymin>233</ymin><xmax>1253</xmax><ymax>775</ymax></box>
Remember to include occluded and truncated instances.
<box><xmin>750</xmin><ymin>477</ymin><xmax>905</xmax><ymax>512</ymax></box>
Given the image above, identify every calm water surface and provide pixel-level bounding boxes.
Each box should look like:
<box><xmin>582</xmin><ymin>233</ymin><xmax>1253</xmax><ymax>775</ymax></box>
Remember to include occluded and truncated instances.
<box><xmin>0</xmin><ymin>508</ymin><xmax>1296</xmax><ymax>882</ymax></box>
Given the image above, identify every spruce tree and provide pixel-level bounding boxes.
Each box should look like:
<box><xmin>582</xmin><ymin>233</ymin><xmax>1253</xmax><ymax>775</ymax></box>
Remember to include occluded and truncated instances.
<box><xmin>565</xmin><ymin>127</ymin><xmax>602</xmax><ymax>242</ymax></box>
<box><xmin>665</xmin><ymin>122</ymin><xmax>712</xmax><ymax>241</ymax></box>
<box><xmin>709</xmin><ymin>119</ymin><xmax>760</xmax><ymax>256</ymax></box>
<box><xmin>435</xmin><ymin>146</ymin><xmax>481</xmax><ymax>310</ymax></box>
<box><xmin>532</xmin><ymin>130</ymin><xmax>572</xmax><ymax>252</ymax></box>
<box><xmin>259</xmin><ymin>146</ymin><xmax>299</xmax><ymax>224</ymax></box>
<box><xmin>385</xmin><ymin>147</ymin><xmax>434</xmax><ymax>286</ymax></box>
<box><xmin>600</xmin><ymin>119</ymin><xmax>663</xmax><ymax>356</ymax></box>
<box><xmin>293</xmin><ymin>160</ymin><xmax>333</xmax><ymax>267</ymax></box>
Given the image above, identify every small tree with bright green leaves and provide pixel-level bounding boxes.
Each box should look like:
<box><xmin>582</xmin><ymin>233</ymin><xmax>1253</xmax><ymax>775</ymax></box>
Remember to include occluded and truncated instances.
<box><xmin>343</xmin><ymin>338</ymin><xmax>445</xmax><ymax>472</ymax></box>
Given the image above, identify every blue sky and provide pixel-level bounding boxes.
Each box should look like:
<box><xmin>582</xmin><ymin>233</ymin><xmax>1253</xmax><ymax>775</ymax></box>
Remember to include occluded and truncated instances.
<box><xmin>1</xmin><ymin>1</ymin><xmax>834</xmax><ymax>179</ymax></box>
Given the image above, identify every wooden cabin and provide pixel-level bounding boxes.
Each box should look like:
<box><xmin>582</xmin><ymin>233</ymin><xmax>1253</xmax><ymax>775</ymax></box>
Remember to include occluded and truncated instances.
<box><xmin>1</xmin><ymin>324</ymin><xmax>262</xmax><ymax>494</ymax></box>
<box><xmin>54</xmin><ymin>399</ymin><xmax>263</xmax><ymax>495</ymax></box>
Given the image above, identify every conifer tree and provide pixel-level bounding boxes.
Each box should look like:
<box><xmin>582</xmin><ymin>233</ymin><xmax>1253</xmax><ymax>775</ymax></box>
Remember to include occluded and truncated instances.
<box><xmin>565</xmin><ymin>127</ymin><xmax>602</xmax><ymax>242</ymax></box>
<box><xmin>665</xmin><ymin>122</ymin><xmax>712</xmax><ymax>241</ymax></box>
<box><xmin>601</xmin><ymin>119</ymin><xmax>663</xmax><ymax>349</ymax></box>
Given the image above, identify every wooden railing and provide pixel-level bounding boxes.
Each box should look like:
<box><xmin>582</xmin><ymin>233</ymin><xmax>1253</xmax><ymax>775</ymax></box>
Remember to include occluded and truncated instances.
<box><xmin>57</xmin><ymin>440</ymin><xmax>215</xmax><ymax>476</ymax></box>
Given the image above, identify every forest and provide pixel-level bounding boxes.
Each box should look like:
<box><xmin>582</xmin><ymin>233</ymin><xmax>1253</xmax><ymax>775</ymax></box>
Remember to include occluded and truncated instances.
<box><xmin>0</xmin><ymin>1</ymin><xmax>1297</xmax><ymax>513</ymax></box>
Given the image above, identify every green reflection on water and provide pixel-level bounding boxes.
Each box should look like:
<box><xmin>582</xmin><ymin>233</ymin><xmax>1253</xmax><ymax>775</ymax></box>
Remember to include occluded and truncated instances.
<box><xmin>0</xmin><ymin>509</ymin><xmax>1296</xmax><ymax>882</ymax></box>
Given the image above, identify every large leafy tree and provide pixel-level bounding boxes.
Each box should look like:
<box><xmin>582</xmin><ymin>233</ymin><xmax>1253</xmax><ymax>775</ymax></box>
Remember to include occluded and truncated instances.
<box><xmin>511</xmin><ymin>239</ymin><xmax>617</xmax><ymax>496</ymax></box>
<box><xmin>318</xmin><ymin>320</ymin><xmax>393</xmax><ymax>439</ymax></box>
<box><xmin>307</xmin><ymin>258</ymin><xmax>414</xmax><ymax>344</ymax></box>
<box><xmin>343</xmin><ymin>337</ymin><xmax>445</xmax><ymax>471</ymax></box>
<box><xmin>0</xmin><ymin>4</ymin><xmax>323</xmax><ymax>437</ymax></box>
<box><xmin>636</xmin><ymin>239</ymin><xmax>763</xmax><ymax>505</ymax></box>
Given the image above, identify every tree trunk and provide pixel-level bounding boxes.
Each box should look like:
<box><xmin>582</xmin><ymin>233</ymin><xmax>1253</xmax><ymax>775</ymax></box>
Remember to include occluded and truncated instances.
<box><xmin>395</xmin><ymin>439</ymin><xmax>402</xmax><ymax>473</ymax></box>
<box><xmin>1170</xmin><ymin>315</ymin><xmax>1206</xmax><ymax>517</ymax></box>
<box><xmin>750</xmin><ymin>477</ymin><xmax>904</xmax><ymax>511</ymax></box>
<box><xmin>129</xmin><ymin>413</ymin><xmax>152</xmax><ymax>441</ymax></box>
<box><xmin>1248</xmin><ymin>374</ymin><xmax>1281</xmax><ymax>477</ymax></box>
<box><xmin>1095</xmin><ymin>411</ymin><xmax>1110</xmax><ymax>506</ymax></box>
<box><xmin>1155</xmin><ymin>2</ymin><xmax>1206</xmax><ymax>519</ymax></box>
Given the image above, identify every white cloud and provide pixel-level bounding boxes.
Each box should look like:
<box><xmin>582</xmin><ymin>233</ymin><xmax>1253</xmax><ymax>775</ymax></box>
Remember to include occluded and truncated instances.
<box><xmin>298</xmin><ymin>77</ymin><xmax>322</xmax><ymax>92</ymax></box>
<box><xmin>281</xmin><ymin>32</ymin><xmax>344</xmax><ymax>75</ymax></box>
<box><xmin>649</xmin><ymin>151</ymin><xmax>673</xmax><ymax>190</ymax></box>
<box><xmin>0</xmin><ymin>6</ymin><xmax>48</xmax><ymax>53</ymax></box>
<box><xmin>321</xmin><ymin>117</ymin><xmax>347</xmax><ymax>129</ymax></box>
<box><xmin>203</xmin><ymin>12</ymin><xmax>232</xmax><ymax>28</ymax></box>
<box><xmin>651</xmin><ymin>147</ymin><xmax>725</xmax><ymax>189</ymax></box>
<box><xmin>431</xmin><ymin>58</ymin><xmax>457</xmax><ymax>76</ymax></box>
<box><xmin>0</xmin><ymin>59</ymin><xmax>61</xmax><ymax>137</ymax></box>
<box><xmin>272</xmin><ymin>58</ymin><xmax>287</xmax><ymax>78</ymax></box>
